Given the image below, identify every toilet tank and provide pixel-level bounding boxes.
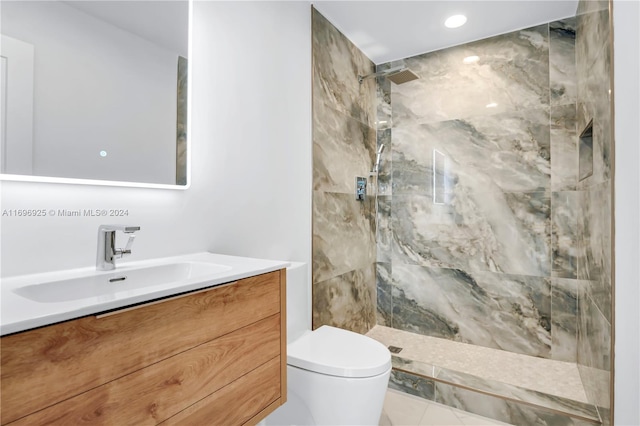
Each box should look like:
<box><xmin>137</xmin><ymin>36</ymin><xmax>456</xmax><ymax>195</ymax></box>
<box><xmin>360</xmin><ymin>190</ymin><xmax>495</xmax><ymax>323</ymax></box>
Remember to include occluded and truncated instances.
<box><xmin>286</xmin><ymin>262</ymin><xmax>310</xmax><ymax>342</ymax></box>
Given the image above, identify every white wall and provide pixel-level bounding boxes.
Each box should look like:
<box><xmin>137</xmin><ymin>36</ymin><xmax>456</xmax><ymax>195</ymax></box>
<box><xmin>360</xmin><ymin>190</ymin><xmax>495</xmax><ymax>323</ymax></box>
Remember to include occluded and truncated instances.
<box><xmin>190</xmin><ymin>0</ymin><xmax>312</xmax><ymax>264</ymax></box>
<box><xmin>613</xmin><ymin>0</ymin><xmax>640</xmax><ymax>424</ymax></box>
<box><xmin>0</xmin><ymin>1</ymin><xmax>312</xmax><ymax>277</ymax></box>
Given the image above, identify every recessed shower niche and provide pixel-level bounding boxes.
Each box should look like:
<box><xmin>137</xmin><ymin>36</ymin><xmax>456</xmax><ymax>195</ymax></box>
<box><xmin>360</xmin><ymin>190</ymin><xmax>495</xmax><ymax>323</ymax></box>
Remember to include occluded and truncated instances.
<box><xmin>579</xmin><ymin>119</ymin><xmax>594</xmax><ymax>181</ymax></box>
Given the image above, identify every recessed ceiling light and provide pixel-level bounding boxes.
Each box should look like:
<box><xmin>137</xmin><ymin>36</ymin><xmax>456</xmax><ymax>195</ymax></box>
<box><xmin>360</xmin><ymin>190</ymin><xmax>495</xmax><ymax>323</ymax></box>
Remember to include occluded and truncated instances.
<box><xmin>445</xmin><ymin>15</ymin><xmax>467</xmax><ymax>29</ymax></box>
<box><xmin>463</xmin><ymin>55</ymin><xmax>479</xmax><ymax>64</ymax></box>
<box><xmin>486</xmin><ymin>102</ymin><xmax>498</xmax><ymax>108</ymax></box>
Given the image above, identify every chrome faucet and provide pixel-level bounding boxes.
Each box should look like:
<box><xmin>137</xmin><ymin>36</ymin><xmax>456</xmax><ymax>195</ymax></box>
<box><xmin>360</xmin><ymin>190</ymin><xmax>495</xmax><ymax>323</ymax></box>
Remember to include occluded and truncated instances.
<box><xmin>96</xmin><ymin>225</ymin><xmax>140</xmax><ymax>271</ymax></box>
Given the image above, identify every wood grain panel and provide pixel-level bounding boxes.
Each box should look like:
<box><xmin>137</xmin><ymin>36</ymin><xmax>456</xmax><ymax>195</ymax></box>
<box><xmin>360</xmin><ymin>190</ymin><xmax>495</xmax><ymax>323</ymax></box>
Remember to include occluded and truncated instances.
<box><xmin>161</xmin><ymin>357</ymin><xmax>281</xmax><ymax>426</ymax></box>
<box><xmin>1</xmin><ymin>271</ymin><xmax>280</xmax><ymax>424</ymax></box>
<box><xmin>279</xmin><ymin>269</ymin><xmax>287</xmax><ymax>406</ymax></box>
<box><xmin>10</xmin><ymin>315</ymin><xmax>281</xmax><ymax>426</ymax></box>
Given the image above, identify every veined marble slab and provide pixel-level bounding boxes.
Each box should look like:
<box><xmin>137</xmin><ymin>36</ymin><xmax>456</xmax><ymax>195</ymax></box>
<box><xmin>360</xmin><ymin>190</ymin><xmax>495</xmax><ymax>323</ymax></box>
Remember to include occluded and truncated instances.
<box><xmin>551</xmin><ymin>278</ymin><xmax>579</xmax><ymax>362</ymax></box>
<box><xmin>390</xmin><ymin>191</ymin><xmax>550</xmax><ymax>277</ymax></box>
<box><xmin>550</xmin><ymin>18</ymin><xmax>577</xmax><ymax>106</ymax></box>
<box><xmin>391</xmin><ymin>108</ymin><xmax>551</xmax><ymax>195</ymax></box>
<box><xmin>552</xmin><ymin>191</ymin><xmax>580</xmax><ymax>279</ymax></box>
<box><xmin>551</xmin><ymin>105</ymin><xmax>578</xmax><ymax>192</ymax></box>
<box><xmin>389</xmin><ymin>24</ymin><xmax>549</xmax><ymax>125</ymax></box>
<box><xmin>312</xmin><ymin>263</ymin><xmax>376</xmax><ymax>334</ymax></box>
<box><xmin>312</xmin><ymin>97</ymin><xmax>377</xmax><ymax>194</ymax></box>
<box><xmin>312</xmin><ymin>8</ymin><xmax>376</xmax><ymax>128</ymax></box>
<box><xmin>383</xmin><ymin>265</ymin><xmax>552</xmax><ymax>358</ymax></box>
<box><xmin>576</xmin><ymin>8</ymin><xmax>612</xmax><ymax>189</ymax></box>
<box><xmin>312</xmin><ymin>191</ymin><xmax>375</xmax><ymax>284</ymax></box>
<box><xmin>576</xmin><ymin>181</ymin><xmax>612</xmax><ymax>322</ymax></box>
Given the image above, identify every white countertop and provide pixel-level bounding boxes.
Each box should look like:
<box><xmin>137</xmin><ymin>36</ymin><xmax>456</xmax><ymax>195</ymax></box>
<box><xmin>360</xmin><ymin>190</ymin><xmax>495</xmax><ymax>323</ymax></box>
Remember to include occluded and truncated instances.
<box><xmin>1</xmin><ymin>252</ymin><xmax>289</xmax><ymax>336</ymax></box>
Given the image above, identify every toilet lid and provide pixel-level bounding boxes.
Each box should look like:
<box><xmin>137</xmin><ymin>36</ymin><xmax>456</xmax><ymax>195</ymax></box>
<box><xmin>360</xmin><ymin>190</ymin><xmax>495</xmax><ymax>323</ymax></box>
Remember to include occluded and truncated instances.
<box><xmin>287</xmin><ymin>325</ymin><xmax>392</xmax><ymax>378</ymax></box>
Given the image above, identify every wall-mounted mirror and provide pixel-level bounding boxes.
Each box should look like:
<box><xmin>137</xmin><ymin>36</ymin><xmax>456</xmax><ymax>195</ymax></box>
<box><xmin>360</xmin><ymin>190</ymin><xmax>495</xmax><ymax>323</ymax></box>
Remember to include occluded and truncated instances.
<box><xmin>0</xmin><ymin>0</ymin><xmax>190</xmax><ymax>188</ymax></box>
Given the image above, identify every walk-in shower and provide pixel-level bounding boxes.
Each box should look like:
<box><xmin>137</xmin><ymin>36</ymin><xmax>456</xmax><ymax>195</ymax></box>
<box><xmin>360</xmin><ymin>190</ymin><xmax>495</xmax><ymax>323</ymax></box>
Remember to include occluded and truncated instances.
<box><xmin>312</xmin><ymin>3</ymin><xmax>613</xmax><ymax>424</ymax></box>
<box><xmin>367</xmin><ymin>11</ymin><xmax>613</xmax><ymax>426</ymax></box>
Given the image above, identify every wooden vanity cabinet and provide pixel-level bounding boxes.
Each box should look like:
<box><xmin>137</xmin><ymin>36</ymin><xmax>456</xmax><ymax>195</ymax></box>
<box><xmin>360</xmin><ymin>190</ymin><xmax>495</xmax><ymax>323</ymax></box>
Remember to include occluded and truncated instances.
<box><xmin>0</xmin><ymin>269</ymin><xmax>287</xmax><ymax>425</ymax></box>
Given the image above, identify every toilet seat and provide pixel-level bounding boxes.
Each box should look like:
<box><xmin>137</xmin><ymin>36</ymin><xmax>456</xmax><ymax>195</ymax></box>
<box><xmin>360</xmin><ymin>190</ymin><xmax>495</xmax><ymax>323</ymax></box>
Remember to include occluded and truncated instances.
<box><xmin>287</xmin><ymin>325</ymin><xmax>391</xmax><ymax>378</ymax></box>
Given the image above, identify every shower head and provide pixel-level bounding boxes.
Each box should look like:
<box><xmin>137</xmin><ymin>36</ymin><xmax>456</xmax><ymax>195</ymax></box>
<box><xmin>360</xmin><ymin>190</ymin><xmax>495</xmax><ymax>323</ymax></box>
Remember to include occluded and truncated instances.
<box><xmin>358</xmin><ymin>66</ymin><xmax>419</xmax><ymax>85</ymax></box>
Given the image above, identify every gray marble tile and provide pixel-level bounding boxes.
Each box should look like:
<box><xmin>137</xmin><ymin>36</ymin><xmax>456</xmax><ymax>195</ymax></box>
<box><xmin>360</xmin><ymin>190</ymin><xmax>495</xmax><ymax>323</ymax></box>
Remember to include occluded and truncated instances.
<box><xmin>577</xmin><ymin>288</ymin><xmax>611</xmax><ymax>373</ymax></box>
<box><xmin>577</xmin><ymin>0</ymin><xmax>609</xmax><ymax>15</ymax></box>
<box><xmin>312</xmin><ymin>8</ymin><xmax>376</xmax><ymax>128</ymax></box>
<box><xmin>312</xmin><ymin>263</ymin><xmax>376</xmax><ymax>334</ymax></box>
<box><xmin>391</xmin><ymin>191</ymin><xmax>550</xmax><ymax>277</ymax></box>
<box><xmin>578</xmin><ymin>363</ymin><xmax>611</xmax><ymax>417</ymax></box>
<box><xmin>390</xmin><ymin>283</ymin><xmax>459</xmax><ymax>341</ymax></box>
<box><xmin>551</xmin><ymin>278</ymin><xmax>579</xmax><ymax>362</ymax></box>
<box><xmin>377</xmin><ymin>262</ymin><xmax>393</xmax><ymax>326</ymax></box>
<box><xmin>376</xmin><ymin>73</ymin><xmax>392</xmax><ymax>130</ymax></box>
<box><xmin>598</xmin><ymin>407</ymin><xmax>610</xmax><ymax>426</ymax></box>
<box><xmin>376</xmin><ymin>128</ymin><xmax>392</xmax><ymax>196</ymax></box>
<box><xmin>376</xmin><ymin>195</ymin><xmax>392</xmax><ymax>263</ymax></box>
<box><xmin>435</xmin><ymin>368</ymin><xmax>599</xmax><ymax>421</ymax></box>
<box><xmin>391</xmin><ymin>24</ymin><xmax>550</xmax><ymax>125</ymax></box>
<box><xmin>392</xmin><ymin>108</ymin><xmax>550</xmax><ymax>196</ymax></box>
<box><xmin>576</xmin><ymin>181</ymin><xmax>611</xmax><ymax>321</ymax></box>
<box><xmin>312</xmin><ymin>98</ymin><xmax>377</xmax><ymax>194</ymax></box>
<box><xmin>435</xmin><ymin>382</ymin><xmax>598</xmax><ymax>425</ymax></box>
<box><xmin>578</xmin><ymin>364</ymin><xmax>611</xmax><ymax>414</ymax></box>
<box><xmin>389</xmin><ymin>369</ymin><xmax>436</xmax><ymax>401</ymax></box>
<box><xmin>577</xmin><ymin>289</ymin><xmax>611</xmax><ymax>418</ymax></box>
<box><xmin>576</xmin><ymin>9</ymin><xmax>612</xmax><ymax>188</ymax></box>
<box><xmin>313</xmin><ymin>191</ymin><xmax>375</xmax><ymax>284</ymax></box>
<box><xmin>551</xmin><ymin>105</ymin><xmax>578</xmax><ymax>192</ymax></box>
<box><xmin>552</xmin><ymin>191</ymin><xmax>579</xmax><ymax>278</ymax></box>
<box><xmin>576</xmin><ymin>8</ymin><xmax>610</xmax><ymax>71</ymax></box>
<box><xmin>391</xmin><ymin>264</ymin><xmax>551</xmax><ymax>358</ymax></box>
<box><xmin>550</xmin><ymin>18</ymin><xmax>577</xmax><ymax>106</ymax></box>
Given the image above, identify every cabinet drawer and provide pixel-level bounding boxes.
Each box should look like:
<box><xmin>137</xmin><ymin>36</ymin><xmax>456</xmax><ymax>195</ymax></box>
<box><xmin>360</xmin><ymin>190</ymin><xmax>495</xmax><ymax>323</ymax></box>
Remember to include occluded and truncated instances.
<box><xmin>1</xmin><ymin>271</ymin><xmax>282</xmax><ymax>424</ymax></box>
<box><xmin>163</xmin><ymin>357</ymin><xmax>282</xmax><ymax>425</ymax></box>
<box><xmin>10</xmin><ymin>314</ymin><xmax>281</xmax><ymax>425</ymax></box>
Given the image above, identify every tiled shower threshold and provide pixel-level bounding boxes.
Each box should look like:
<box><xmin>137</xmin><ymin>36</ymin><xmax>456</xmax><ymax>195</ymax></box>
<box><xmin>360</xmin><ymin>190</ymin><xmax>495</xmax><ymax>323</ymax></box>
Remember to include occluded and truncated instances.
<box><xmin>367</xmin><ymin>325</ymin><xmax>601</xmax><ymax>424</ymax></box>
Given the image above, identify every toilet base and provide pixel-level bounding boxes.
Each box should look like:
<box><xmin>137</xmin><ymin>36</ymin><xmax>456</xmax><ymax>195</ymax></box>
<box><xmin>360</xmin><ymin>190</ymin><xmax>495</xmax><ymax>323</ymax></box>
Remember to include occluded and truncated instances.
<box><xmin>265</xmin><ymin>364</ymin><xmax>391</xmax><ymax>426</ymax></box>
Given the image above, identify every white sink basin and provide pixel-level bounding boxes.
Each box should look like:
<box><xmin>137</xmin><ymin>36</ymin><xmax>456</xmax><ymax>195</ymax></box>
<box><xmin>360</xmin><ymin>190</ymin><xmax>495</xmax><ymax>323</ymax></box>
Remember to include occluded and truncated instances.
<box><xmin>1</xmin><ymin>252</ymin><xmax>289</xmax><ymax>336</ymax></box>
<box><xmin>13</xmin><ymin>262</ymin><xmax>232</xmax><ymax>303</ymax></box>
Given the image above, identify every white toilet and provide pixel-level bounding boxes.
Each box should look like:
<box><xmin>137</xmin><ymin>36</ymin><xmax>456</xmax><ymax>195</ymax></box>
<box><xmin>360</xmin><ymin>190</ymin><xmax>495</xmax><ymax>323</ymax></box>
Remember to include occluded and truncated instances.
<box><xmin>265</xmin><ymin>263</ymin><xmax>391</xmax><ymax>426</ymax></box>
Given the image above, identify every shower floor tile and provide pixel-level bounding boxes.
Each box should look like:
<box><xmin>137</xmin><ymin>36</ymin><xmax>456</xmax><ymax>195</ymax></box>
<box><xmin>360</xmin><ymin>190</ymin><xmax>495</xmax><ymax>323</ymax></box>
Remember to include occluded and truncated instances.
<box><xmin>367</xmin><ymin>325</ymin><xmax>588</xmax><ymax>404</ymax></box>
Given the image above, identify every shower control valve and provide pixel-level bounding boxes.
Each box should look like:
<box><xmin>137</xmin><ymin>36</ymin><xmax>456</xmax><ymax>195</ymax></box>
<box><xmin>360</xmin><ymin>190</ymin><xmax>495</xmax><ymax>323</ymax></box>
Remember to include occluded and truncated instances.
<box><xmin>356</xmin><ymin>177</ymin><xmax>367</xmax><ymax>201</ymax></box>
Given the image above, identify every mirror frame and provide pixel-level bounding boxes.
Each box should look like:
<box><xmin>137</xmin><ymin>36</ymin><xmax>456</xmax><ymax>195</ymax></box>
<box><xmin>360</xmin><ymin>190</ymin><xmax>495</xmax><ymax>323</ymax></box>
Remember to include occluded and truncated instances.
<box><xmin>0</xmin><ymin>0</ymin><xmax>192</xmax><ymax>190</ymax></box>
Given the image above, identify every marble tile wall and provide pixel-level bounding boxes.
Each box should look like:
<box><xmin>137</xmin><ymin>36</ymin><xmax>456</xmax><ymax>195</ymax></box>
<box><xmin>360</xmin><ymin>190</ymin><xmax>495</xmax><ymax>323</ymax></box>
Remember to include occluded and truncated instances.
<box><xmin>377</xmin><ymin>19</ymin><xmax>585</xmax><ymax>364</ymax></box>
<box><xmin>574</xmin><ymin>1</ymin><xmax>613</xmax><ymax>423</ymax></box>
<box><xmin>311</xmin><ymin>5</ymin><xmax>611</xmax><ymax>420</ymax></box>
<box><xmin>373</xmin><ymin>7</ymin><xmax>613</xmax><ymax>423</ymax></box>
<box><xmin>311</xmin><ymin>8</ymin><xmax>378</xmax><ymax>334</ymax></box>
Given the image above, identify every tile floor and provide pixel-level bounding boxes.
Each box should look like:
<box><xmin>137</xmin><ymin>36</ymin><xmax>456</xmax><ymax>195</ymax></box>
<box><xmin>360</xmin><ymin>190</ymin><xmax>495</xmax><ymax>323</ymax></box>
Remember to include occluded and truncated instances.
<box><xmin>379</xmin><ymin>389</ymin><xmax>513</xmax><ymax>426</ymax></box>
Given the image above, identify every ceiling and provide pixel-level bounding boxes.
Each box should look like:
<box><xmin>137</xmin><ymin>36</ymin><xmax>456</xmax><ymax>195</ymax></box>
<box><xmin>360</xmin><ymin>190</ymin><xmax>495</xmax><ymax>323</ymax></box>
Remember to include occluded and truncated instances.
<box><xmin>312</xmin><ymin>1</ymin><xmax>579</xmax><ymax>64</ymax></box>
